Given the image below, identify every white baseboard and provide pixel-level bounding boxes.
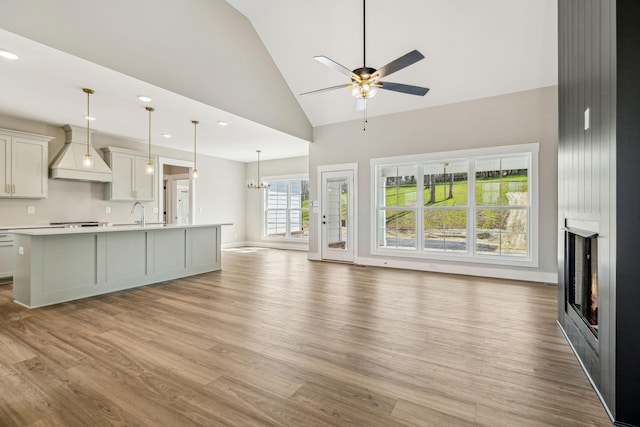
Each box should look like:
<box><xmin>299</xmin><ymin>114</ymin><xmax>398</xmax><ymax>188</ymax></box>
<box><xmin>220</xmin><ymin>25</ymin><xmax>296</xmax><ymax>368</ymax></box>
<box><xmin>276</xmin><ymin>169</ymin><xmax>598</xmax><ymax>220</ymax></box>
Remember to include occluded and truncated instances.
<box><xmin>355</xmin><ymin>256</ymin><xmax>558</xmax><ymax>284</ymax></box>
<box><xmin>231</xmin><ymin>246</ymin><xmax>558</xmax><ymax>283</ymax></box>
<box><xmin>239</xmin><ymin>241</ymin><xmax>309</xmax><ymax>252</ymax></box>
<box><xmin>221</xmin><ymin>241</ymin><xmax>250</xmax><ymax>249</ymax></box>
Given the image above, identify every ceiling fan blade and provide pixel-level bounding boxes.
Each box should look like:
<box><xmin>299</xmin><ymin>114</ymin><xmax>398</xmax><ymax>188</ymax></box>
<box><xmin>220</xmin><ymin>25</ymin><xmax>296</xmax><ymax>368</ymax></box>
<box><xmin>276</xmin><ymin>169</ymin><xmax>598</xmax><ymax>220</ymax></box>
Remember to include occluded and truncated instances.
<box><xmin>379</xmin><ymin>82</ymin><xmax>430</xmax><ymax>96</ymax></box>
<box><xmin>314</xmin><ymin>56</ymin><xmax>359</xmax><ymax>80</ymax></box>
<box><xmin>300</xmin><ymin>84</ymin><xmax>353</xmax><ymax>96</ymax></box>
<box><xmin>373</xmin><ymin>50</ymin><xmax>425</xmax><ymax>79</ymax></box>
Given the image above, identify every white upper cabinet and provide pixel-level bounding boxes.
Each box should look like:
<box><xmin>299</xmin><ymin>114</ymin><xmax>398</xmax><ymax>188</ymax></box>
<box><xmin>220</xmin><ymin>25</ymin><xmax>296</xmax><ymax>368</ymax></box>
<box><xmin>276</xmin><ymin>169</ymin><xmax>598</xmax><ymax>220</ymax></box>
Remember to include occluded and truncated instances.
<box><xmin>0</xmin><ymin>128</ymin><xmax>52</xmax><ymax>199</ymax></box>
<box><xmin>102</xmin><ymin>146</ymin><xmax>156</xmax><ymax>201</ymax></box>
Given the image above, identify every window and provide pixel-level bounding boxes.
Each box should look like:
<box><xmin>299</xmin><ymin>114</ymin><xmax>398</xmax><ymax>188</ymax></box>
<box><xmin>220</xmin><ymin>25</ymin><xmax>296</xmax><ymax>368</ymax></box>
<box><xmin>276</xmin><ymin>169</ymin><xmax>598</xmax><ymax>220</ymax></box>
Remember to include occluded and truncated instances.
<box><xmin>423</xmin><ymin>160</ymin><xmax>469</xmax><ymax>253</ymax></box>
<box><xmin>372</xmin><ymin>144</ymin><xmax>538</xmax><ymax>266</ymax></box>
<box><xmin>264</xmin><ymin>177</ymin><xmax>309</xmax><ymax>240</ymax></box>
<box><xmin>376</xmin><ymin>165</ymin><xmax>418</xmax><ymax>250</ymax></box>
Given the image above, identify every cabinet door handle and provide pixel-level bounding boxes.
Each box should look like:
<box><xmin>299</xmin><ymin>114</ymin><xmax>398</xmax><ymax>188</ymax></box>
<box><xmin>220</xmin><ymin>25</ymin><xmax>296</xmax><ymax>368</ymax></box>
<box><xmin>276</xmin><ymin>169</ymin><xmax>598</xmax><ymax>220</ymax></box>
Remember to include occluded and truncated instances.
<box><xmin>11</xmin><ymin>184</ymin><xmax>15</xmax><ymax>194</ymax></box>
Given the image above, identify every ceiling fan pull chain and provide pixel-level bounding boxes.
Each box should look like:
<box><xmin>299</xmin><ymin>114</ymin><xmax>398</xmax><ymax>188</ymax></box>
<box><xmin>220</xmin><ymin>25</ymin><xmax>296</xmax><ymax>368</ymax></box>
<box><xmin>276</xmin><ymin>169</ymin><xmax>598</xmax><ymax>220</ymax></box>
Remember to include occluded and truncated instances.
<box><xmin>363</xmin><ymin>99</ymin><xmax>368</xmax><ymax>131</ymax></box>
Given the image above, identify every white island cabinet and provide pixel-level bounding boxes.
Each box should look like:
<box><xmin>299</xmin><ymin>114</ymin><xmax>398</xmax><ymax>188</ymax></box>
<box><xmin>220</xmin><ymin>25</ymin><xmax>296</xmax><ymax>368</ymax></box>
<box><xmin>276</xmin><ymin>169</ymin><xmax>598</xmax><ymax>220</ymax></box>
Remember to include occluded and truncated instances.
<box><xmin>11</xmin><ymin>223</ymin><xmax>230</xmax><ymax>308</ymax></box>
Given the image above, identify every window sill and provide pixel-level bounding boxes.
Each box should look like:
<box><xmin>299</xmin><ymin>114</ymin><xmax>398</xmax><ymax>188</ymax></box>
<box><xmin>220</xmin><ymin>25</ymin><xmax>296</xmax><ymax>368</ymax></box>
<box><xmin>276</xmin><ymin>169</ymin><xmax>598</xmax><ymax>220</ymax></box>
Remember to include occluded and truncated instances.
<box><xmin>371</xmin><ymin>247</ymin><xmax>537</xmax><ymax>268</ymax></box>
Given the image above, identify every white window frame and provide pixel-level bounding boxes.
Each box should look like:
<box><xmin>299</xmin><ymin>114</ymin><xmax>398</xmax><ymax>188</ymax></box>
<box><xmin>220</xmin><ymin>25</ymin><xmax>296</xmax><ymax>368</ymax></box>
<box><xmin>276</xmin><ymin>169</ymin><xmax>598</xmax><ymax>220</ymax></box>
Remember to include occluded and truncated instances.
<box><xmin>262</xmin><ymin>174</ymin><xmax>310</xmax><ymax>242</ymax></box>
<box><xmin>370</xmin><ymin>143</ymin><xmax>539</xmax><ymax>268</ymax></box>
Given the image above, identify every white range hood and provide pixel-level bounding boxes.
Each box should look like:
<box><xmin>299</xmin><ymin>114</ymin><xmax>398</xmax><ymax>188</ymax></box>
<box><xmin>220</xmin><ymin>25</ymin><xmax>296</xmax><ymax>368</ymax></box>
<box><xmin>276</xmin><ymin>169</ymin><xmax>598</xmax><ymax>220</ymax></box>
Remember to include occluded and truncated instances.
<box><xmin>49</xmin><ymin>124</ymin><xmax>113</xmax><ymax>182</ymax></box>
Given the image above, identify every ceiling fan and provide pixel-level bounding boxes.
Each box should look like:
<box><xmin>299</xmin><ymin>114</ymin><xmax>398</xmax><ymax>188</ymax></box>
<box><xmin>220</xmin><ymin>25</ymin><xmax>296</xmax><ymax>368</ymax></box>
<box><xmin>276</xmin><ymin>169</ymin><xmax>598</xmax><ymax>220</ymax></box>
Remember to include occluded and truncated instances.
<box><xmin>301</xmin><ymin>0</ymin><xmax>429</xmax><ymax>101</ymax></box>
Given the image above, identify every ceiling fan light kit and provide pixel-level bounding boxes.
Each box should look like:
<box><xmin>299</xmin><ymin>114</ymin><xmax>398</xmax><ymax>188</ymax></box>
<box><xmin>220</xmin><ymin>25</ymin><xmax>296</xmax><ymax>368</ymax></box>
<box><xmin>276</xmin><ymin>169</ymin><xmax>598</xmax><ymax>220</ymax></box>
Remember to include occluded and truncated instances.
<box><xmin>302</xmin><ymin>0</ymin><xmax>429</xmax><ymax>129</ymax></box>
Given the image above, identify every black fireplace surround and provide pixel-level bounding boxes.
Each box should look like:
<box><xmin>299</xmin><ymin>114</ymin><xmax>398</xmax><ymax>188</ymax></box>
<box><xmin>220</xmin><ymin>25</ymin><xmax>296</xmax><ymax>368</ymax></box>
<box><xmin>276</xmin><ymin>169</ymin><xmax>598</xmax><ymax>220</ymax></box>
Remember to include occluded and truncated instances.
<box><xmin>565</xmin><ymin>228</ymin><xmax>598</xmax><ymax>337</ymax></box>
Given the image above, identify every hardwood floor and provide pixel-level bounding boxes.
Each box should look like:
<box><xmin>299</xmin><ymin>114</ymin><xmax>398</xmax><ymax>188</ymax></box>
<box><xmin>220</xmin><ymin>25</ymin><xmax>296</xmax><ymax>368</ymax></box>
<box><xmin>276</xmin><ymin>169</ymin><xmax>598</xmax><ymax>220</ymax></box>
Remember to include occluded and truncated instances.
<box><xmin>0</xmin><ymin>247</ymin><xmax>611</xmax><ymax>426</ymax></box>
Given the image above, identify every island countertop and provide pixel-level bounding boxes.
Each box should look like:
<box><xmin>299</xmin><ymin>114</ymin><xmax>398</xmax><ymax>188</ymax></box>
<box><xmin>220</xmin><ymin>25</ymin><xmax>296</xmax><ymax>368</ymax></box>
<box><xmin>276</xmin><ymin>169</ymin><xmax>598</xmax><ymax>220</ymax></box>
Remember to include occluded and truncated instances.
<box><xmin>10</xmin><ymin>223</ymin><xmax>232</xmax><ymax>236</ymax></box>
<box><xmin>12</xmin><ymin>223</ymin><xmax>230</xmax><ymax>308</ymax></box>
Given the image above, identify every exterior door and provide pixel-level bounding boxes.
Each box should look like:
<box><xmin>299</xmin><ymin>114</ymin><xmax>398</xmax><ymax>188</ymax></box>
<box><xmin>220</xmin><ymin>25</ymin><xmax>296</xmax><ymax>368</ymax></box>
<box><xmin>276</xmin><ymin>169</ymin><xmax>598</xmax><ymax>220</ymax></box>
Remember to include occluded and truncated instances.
<box><xmin>321</xmin><ymin>170</ymin><xmax>354</xmax><ymax>262</ymax></box>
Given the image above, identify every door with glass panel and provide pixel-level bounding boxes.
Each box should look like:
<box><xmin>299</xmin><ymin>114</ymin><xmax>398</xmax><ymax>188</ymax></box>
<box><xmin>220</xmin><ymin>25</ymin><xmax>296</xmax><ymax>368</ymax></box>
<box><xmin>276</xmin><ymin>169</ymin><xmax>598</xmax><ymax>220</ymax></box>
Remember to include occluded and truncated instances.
<box><xmin>321</xmin><ymin>170</ymin><xmax>354</xmax><ymax>262</ymax></box>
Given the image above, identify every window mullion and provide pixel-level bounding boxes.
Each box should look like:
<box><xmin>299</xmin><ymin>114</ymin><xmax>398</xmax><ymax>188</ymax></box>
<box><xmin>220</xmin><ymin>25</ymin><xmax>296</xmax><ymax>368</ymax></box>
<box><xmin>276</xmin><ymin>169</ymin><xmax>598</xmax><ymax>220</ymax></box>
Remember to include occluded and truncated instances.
<box><xmin>469</xmin><ymin>159</ymin><xmax>477</xmax><ymax>256</ymax></box>
<box><xmin>417</xmin><ymin>163</ymin><xmax>424</xmax><ymax>251</ymax></box>
<box><xmin>286</xmin><ymin>181</ymin><xmax>291</xmax><ymax>238</ymax></box>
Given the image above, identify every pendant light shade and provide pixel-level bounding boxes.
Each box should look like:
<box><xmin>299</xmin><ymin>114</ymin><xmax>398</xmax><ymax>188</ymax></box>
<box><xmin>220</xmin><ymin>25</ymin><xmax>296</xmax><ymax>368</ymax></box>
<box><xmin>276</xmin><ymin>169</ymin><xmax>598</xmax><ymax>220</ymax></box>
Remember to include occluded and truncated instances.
<box><xmin>192</xmin><ymin>120</ymin><xmax>199</xmax><ymax>179</ymax></box>
<box><xmin>145</xmin><ymin>106</ymin><xmax>154</xmax><ymax>175</ymax></box>
<box><xmin>82</xmin><ymin>88</ymin><xmax>94</xmax><ymax>168</ymax></box>
<box><xmin>247</xmin><ymin>150</ymin><xmax>269</xmax><ymax>189</ymax></box>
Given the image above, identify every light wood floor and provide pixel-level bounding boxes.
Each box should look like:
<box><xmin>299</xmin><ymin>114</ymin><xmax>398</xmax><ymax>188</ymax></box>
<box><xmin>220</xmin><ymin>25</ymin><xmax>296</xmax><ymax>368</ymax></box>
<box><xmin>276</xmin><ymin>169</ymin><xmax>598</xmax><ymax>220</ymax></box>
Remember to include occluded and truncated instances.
<box><xmin>0</xmin><ymin>248</ymin><xmax>611</xmax><ymax>426</ymax></box>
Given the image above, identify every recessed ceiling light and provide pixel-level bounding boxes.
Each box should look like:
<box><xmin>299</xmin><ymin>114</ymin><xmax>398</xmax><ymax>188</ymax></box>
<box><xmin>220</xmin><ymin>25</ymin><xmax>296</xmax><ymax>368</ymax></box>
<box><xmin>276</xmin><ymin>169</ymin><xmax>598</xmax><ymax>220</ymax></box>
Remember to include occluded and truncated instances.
<box><xmin>217</xmin><ymin>121</ymin><xmax>228</xmax><ymax>126</ymax></box>
<box><xmin>0</xmin><ymin>49</ymin><xmax>19</xmax><ymax>60</ymax></box>
<box><xmin>161</xmin><ymin>133</ymin><xmax>172</xmax><ymax>138</ymax></box>
<box><xmin>138</xmin><ymin>95</ymin><xmax>152</xmax><ymax>102</ymax></box>
<box><xmin>83</xmin><ymin>115</ymin><xmax>96</xmax><ymax>121</ymax></box>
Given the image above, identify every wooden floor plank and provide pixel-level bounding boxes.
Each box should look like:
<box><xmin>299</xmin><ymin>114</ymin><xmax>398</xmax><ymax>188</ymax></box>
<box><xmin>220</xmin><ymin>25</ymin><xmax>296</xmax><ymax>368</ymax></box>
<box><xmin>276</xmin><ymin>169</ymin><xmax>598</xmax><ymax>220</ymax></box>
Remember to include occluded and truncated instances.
<box><xmin>0</xmin><ymin>248</ymin><xmax>611</xmax><ymax>426</ymax></box>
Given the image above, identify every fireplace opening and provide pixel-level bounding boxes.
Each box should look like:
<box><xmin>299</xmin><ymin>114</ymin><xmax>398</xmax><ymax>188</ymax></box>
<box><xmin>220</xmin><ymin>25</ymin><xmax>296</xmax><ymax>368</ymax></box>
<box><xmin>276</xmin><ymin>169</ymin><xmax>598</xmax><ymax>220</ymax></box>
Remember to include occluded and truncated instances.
<box><xmin>565</xmin><ymin>228</ymin><xmax>598</xmax><ymax>336</ymax></box>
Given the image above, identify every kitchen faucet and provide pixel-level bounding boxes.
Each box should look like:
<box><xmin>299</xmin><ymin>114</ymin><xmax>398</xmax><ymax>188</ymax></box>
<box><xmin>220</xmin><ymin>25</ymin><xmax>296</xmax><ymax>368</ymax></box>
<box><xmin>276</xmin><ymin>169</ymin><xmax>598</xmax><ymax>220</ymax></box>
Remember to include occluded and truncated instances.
<box><xmin>131</xmin><ymin>201</ymin><xmax>145</xmax><ymax>227</ymax></box>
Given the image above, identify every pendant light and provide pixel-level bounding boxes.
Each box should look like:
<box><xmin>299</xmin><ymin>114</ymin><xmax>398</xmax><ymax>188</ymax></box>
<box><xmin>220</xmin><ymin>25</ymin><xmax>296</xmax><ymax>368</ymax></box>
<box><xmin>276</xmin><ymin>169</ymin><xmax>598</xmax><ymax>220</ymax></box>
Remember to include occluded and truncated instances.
<box><xmin>247</xmin><ymin>150</ymin><xmax>269</xmax><ymax>189</ymax></box>
<box><xmin>191</xmin><ymin>120</ymin><xmax>199</xmax><ymax>179</ymax></box>
<box><xmin>145</xmin><ymin>106</ymin><xmax>154</xmax><ymax>175</ymax></box>
<box><xmin>82</xmin><ymin>88</ymin><xmax>94</xmax><ymax>168</ymax></box>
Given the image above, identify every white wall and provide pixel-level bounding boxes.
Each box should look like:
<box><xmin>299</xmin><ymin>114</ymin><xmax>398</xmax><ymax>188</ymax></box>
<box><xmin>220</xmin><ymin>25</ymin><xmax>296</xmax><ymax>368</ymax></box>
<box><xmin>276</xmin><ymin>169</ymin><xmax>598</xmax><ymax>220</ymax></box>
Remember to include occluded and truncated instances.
<box><xmin>244</xmin><ymin>156</ymin><xmax>308</xmax><ymax>249</ymax></box>
<box><xmin>0</xmin><ymin>113</ymin><xmax>246</xmax><ymax>245</ymax></box>
<box><xmin>0</xmin><ymin>0</ymin><xmax>312</xmax><ymax>142</ymax></box>
<box><xmin>310</xmin><ymin>87</ymin><xmax>559</xmax><ymax>283</ymax></box>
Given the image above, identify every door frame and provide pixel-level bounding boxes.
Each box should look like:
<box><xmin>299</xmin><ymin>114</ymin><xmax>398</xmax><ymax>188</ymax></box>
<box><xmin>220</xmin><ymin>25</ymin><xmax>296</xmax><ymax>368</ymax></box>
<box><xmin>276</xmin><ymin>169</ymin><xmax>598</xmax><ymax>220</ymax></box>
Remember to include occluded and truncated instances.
<box><xmin>158</xmin><ymin>157</ymin><xmax>195</xmax><ymax>224</ymax></box>
<box><xmin>316</xmin><ymin>163</ymin><xmax>358</xmax><ymax>262</ymax></box>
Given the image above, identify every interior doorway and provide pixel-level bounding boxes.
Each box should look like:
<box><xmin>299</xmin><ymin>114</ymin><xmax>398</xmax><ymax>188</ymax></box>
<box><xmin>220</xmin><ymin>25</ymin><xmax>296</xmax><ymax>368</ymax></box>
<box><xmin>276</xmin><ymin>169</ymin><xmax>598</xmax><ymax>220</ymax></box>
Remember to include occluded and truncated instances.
<box><xmin>158</xmin><ymin>158</ymin><xmax>196</xmax><ymax>224</ymax></box>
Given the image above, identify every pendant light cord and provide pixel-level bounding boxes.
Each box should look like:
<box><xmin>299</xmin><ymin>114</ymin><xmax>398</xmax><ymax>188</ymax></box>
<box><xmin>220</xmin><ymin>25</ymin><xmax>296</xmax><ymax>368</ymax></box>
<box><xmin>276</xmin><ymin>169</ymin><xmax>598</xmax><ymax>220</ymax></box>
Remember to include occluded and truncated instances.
<box><xmin>148</xmin><ymin>108</ymin><xmax>152</xmax><ymax>162</ymax></box>
<box><xmin>86</xmin><ymin>91</ymin><xmax>90</xmax><ymax>156</ymax></box>
<box><xmin>192</xmin><ymin>120</ymin><xmax>198</xmax><ymax>170</ymax></box>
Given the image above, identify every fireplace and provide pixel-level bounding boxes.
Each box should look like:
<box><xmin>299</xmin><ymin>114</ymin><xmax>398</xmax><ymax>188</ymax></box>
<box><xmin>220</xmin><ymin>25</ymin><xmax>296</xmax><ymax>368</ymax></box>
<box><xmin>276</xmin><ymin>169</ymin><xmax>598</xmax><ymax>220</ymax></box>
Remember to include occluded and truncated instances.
<box><xmin>565</xmin><ymin>228</ymin><xmax>598</xmax><ymax>337</ymax></box>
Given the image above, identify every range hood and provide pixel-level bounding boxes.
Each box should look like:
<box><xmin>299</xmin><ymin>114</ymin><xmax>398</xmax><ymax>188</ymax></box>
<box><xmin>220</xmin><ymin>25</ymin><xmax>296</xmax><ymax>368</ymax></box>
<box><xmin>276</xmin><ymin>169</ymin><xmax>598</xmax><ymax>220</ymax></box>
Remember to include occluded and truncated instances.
<box><xmin>49</xmin><ymin>124</ymin><xmax>113</xmax><ymax>182</ymax></box>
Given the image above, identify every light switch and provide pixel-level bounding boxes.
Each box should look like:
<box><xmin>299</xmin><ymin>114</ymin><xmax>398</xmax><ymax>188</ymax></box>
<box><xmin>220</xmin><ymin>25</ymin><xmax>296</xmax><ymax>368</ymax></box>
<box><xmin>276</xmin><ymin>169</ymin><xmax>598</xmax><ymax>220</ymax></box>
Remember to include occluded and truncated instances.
<box><xmin>199</xmin><ymin>207</ymin><xmax>204</xmax><ymax>214</ymax></box>
<box><xmin>105</xmin><ymin>206</ymin><xmax>111</xmax><ymax>214</ymax></box>
<box><xmin>18</xmin><ymin>246</ymin><xmax>24</xmax><ymax>255</ymax></box>
<box><xmin>27</xmin><ymin>206</ymin><xmax>35</xmax><ymax>214</ymax></box>
<box><xmin>584</xmin><ymin>107</ymin><xmax>590</xmax><ymax>130</ymax></box>
<box><xmin>152</xmin><ymin>207</ymin><xmax>159</xmax><ymax>213</ymax></box>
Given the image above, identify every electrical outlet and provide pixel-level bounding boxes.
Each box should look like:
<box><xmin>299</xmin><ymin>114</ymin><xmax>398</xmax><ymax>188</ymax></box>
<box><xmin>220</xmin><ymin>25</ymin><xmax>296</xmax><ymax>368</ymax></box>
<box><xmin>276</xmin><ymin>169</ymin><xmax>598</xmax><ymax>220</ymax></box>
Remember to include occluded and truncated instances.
<box><xmin>18</xmin><ymin>246</ymin><xmax>24</xmax><ymax>255</ymax></box>
<box><xmin>27</xmin><ymin>206</ymin><xmax>35</xmax><ymax>214</ymax></box>
<box><xmin>199</xmin><ymin>207</ymin><xmax>204</xmax><ymax>214</ymax></box>
<box><xmin>105</xmin><ymin>206</ymin><xmax>111</xmax><ymax>214</ymax></box>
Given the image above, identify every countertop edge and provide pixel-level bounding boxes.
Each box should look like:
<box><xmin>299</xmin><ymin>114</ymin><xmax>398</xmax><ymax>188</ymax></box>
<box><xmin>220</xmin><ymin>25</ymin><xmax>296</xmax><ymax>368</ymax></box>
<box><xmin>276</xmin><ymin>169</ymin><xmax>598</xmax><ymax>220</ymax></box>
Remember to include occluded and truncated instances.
<box><xmin>8</xmin><ymin>223</ymin><xmax>233</xmax><ymax>236</ymax></box>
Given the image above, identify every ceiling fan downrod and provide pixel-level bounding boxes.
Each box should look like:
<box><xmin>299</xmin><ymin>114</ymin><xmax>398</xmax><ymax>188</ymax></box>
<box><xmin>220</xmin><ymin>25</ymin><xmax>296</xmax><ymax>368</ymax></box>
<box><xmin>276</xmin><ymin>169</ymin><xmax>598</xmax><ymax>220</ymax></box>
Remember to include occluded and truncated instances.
<box><xmin>363</xmin><ymin>0</ymin><xmax>366</xmax><ymax>68</ymax></box>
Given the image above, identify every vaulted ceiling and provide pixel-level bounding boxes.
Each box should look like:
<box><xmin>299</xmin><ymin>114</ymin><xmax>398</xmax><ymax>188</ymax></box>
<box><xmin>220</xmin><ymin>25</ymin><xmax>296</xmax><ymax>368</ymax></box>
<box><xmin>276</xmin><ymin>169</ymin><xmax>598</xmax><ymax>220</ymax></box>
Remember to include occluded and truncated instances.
<box><xmin>0</xmin><ymin>1</ymin><xmax>557</xmax><ymax>162</ymax></box>
<box><xmin>227</xmin><ymin>0</ymin><xmax>558</xmax><ymax>127</ymax></box>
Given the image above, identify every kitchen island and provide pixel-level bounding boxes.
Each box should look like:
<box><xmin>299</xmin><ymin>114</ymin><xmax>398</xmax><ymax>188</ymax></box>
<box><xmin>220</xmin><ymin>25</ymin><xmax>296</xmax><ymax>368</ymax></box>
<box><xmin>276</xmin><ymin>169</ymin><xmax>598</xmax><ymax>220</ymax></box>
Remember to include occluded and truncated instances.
<box><xmin>11</xmin><ymin>223</ymin><xmax>230</xmax><ymax>308</ymax></box>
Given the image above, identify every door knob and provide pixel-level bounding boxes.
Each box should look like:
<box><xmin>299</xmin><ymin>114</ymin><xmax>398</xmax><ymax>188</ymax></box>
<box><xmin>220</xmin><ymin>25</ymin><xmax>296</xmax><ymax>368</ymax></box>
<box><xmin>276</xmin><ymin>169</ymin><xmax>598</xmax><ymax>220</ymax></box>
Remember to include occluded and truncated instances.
<box><xmin>322</xmin><ymin>221</ymin><xmax>326</xmax><ymax>225</ymax></box>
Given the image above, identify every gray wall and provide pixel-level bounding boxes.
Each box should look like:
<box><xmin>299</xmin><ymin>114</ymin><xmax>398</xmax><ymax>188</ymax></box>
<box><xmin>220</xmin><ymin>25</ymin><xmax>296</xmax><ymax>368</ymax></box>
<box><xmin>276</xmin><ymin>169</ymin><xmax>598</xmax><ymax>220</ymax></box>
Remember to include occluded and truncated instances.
<box><xmin>310</xmin><ymin>87</ymin><xmax>558</xmax><ymax>282</ymax></box>
<box><xmin>0</xmin><ymin>0</ymin><xmax>312</xmax><ymax>142</ymax></box>
<box><xmin>0</xmin><ymin>113</ymin><xmax>246</xmax><ymax>245</ymax></box>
